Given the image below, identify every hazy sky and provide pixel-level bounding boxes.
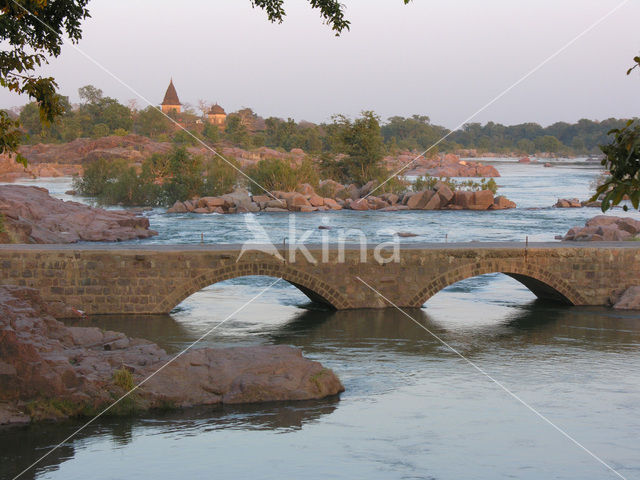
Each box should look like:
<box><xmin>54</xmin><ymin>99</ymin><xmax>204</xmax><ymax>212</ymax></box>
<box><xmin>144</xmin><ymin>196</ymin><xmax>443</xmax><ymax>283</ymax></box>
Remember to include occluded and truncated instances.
<box><xmin>3</xmin><ymin>0</ymin><xmax>639</xmax><ymax>128</ymax></box>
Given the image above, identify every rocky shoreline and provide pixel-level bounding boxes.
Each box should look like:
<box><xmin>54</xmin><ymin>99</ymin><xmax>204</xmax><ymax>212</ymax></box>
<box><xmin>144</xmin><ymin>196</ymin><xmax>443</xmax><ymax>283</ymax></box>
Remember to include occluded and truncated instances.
<box><xmin>0</xmin><ymin>185</ymin><xmax>157</xmax><ymax>243</ymax></box>
<box><xmin>168</xmin><ymin>181</ymin><xmax>516</xmax><ymax>215</ymax></box>
<box><xmin>0</xmin><ymin>286</ymin><xmax>344</xmax><ymax>426</ymax></box>
<box><xmin>559</xmin><ymin>215</ymin><xmax>640</xmax><ymax>242</ymax></box>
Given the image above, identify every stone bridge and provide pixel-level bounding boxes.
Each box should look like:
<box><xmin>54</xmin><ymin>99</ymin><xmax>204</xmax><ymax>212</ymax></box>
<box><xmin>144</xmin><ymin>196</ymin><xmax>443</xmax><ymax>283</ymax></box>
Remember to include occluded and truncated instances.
<box><xmin>0</xmin><ymin>243</ymin><xmax>637</xmax><ymax>314</ymax></box>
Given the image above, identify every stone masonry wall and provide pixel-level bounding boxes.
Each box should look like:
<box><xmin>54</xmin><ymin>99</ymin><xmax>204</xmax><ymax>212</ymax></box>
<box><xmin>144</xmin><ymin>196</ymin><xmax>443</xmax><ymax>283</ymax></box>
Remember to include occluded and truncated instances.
<box><xmin>0</xmin><ymin>245</ymin><xmax>637</xmax><ymax>314</ymax></box>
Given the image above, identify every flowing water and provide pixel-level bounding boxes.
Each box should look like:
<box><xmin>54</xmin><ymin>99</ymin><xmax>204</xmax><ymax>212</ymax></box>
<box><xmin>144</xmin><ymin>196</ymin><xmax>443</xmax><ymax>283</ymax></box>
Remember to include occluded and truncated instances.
<box><xmin>2</xmin><ymin>159</ymin><xmax>640</xmax><ymax>480</ymax></box>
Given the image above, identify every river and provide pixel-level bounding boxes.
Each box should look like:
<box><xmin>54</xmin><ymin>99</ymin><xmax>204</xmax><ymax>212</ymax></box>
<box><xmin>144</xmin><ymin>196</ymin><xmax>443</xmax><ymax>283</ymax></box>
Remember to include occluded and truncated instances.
<box><xmin>2</xmin><ymin>159</ymin><xmax>640</xmax><ymax>480</ymax></box>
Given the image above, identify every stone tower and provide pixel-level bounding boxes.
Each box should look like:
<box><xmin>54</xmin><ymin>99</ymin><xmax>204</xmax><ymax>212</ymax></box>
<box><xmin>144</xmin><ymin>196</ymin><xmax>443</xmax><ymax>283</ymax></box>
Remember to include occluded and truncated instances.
<box><xmin>161</xmin><ymin>79</ymin><xmax>181</xmax><ymax>114</ymax></box>
<box><xmin>206</xmin><ymin>103</ymin><xmax>227</xmax><ymax>125</ymax></box>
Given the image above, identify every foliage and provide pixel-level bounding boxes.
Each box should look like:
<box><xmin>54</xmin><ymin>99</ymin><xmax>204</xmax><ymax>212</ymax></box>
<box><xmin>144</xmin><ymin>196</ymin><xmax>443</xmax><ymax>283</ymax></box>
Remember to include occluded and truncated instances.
<box><xmin>244</xmin><ymin>157</ymin><xmax>318</xmax><ymax>194</ymax></box>
<box><xmin>134</xmin><ymin>106</ymin><xmax>171</xmax><ymax>137</ymax></box>
<box><xmin>112</xmin><ymin>367</ymin><xmax>135</xmax><ymax>391</ymax></box>
<box><xmin>0</xmin><ymin>0</ymin><xmax>90</xmax><ymax>160</ymax></box>
<box><xmin>203</xmin><ymin>157</ymin><xmax>240</xmax><ymax>197</ymax></box>
<box><xmin>591</xmin><ymin>120</ymin><xmax>640</xmax><ymax>211</ymax></box>
<box><xmin>224</xmin><ymin>114</ymin><xmax>251</xmax><ymax>148</ymax></box>
<box><xmin>329</xmin><ymin>111</ymin><xmax>386</xmax><ymax>185</ymax></box>
<box><xmin>73</xmin><ymin>157</ymin><xmax>129</xmax><ymax>197</ymax></box>
<box><xmin>414</xmin><ymin>175</ymin><xmax>498</xmax><ymax>194</ymax></box>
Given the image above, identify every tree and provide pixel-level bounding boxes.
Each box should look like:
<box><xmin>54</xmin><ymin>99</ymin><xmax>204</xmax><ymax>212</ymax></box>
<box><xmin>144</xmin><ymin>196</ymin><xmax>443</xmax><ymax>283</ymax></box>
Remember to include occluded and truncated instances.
<box><xmin>0</xmin><ymin>0</ymin><xmax>90</xmax><ymax>163</ymax></box>
<box><xmin>592</xmin><ymin>56</ymin><xmax>640</xmax><ymax>212</ymax></box>
<box><xmin>134</xmin><ymin>106</ymin><xmax>171</xmax><ymax>137</ymax></box>
<box><xmin>331</xmin><ymin>111</ymin><xmax>385</xmax><ymax>185</ymax></box>
<box><xmin>591</xmin><ymin>120</ymin><xmax>640</xmax><ymax>211</ymax></box>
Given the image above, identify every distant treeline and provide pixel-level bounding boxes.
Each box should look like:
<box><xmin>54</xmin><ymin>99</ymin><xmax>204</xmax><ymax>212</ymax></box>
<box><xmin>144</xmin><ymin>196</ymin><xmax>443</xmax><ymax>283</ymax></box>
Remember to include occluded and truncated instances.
<box><xmin>8</xmin><ymin>84</ymin><xmax>633</xmax><ymax>155</ymax></box>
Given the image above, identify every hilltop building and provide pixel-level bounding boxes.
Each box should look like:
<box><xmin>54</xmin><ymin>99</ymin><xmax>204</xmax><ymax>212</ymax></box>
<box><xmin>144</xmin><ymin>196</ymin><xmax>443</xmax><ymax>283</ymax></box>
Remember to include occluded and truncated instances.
<box><xmin>207</xmin><ymin>104</ymin><xmax>227</xmax><ymax>125</ymax></box>
<box><xmin>159</xmin><ymin>79</ymin><xmax>226</xmax><ymax>125</ymax></box>
<box><xmin>160</xmin><ymin>79</ymin><xmax>181</xmax><ymax>114</ymax></box>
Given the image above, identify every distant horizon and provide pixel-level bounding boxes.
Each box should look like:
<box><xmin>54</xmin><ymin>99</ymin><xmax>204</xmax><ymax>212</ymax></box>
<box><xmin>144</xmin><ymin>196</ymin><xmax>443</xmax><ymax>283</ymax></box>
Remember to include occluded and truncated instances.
<box><xmin>0</xmin><ymin>0</ymin><xmax>638</xmax><ymax>129</ymax></box>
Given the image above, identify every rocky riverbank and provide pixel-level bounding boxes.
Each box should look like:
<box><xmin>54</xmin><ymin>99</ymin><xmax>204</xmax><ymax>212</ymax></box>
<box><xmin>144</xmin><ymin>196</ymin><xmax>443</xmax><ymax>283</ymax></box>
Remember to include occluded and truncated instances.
<box><xmin>168</xmin><ymin>181</ymin><xmax>516</xmax><ymax>214</ymax></box>
<box><xmin>559</xmin><ymin>215</ymin><xmax>640</xmax><ymax>241</ymax></box>
<box><xmin>0</xmin><ymin>185</ymin><xmax>157</xmax><ymax>243</ymax></box>
<box><xmin>0</xmin><ymin>286</ymin><xmax>344</xmax><ymax>426</ymax></box>
<box><xmin>1</xmin><ymin>134</ymin><xmax>500</xmax><ymax>181</ymax></box>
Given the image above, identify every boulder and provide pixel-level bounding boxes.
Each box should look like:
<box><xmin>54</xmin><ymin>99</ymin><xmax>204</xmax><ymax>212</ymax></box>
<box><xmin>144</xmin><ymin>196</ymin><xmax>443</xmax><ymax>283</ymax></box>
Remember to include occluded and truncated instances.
<box><xmin>518</xmin><ymin>157</ymin><xmax>531</xmax><ymax>163</ymax></box>
<box><xmin>251</xmin><ymin>195</ymin><xmax>271</xmax><ymax>204</ymax></box>
<box><xmin>198</xmin><ymin>197</ymin><xmax>226</xmax><ymax>208</ymax></box>
<box><xmin>555</xmin><ymin>198</ymin><xmax>581</xmax><ymax>208</ymax></box>
<box><xmin>349</xmin><ymin>199</ymin><xmax>369</xmax><ymax>211</ymax></box>
<box><xmin>615</xmin><ymin>218</ymin><xmax>640</xmax><ymax>235</ymax></box>
<box><xmin>407</xmin><ymin>190</ymin><xmax>433</xmax><ymax>210</ymax></box>
<box><xmin>0</xmin><ymin>185</ymin><xmax>157</xmax><ymax>243</ymax></box>
<box><xmin>359</xmin><ymin>180</ymin><xmax>378</xmax><ymax>197</ymax></box>
<box><xmin>167</xmin><ymin>201</ymin><xmax>188</xmax><ymax>213</ymax></box>
<box><xmin>468</xmin><ymin>190</ymin><xmax>494</xmax><ymax>210</ymax></box>
<box><xmin>586</xmin><ymin>215</ymin><xmax>619</xmax><ymax>228</ymax></box>
<box><xmin>308</xmin><ymin>194</ymin><xmax>325</xmax><ymax>207</ymax></box>
<box><xmin>323</xmin><ymin>198</ymin><xmax>342</xmax><ymax>210</ymax></box>
<box><xmin>613</xmin><ymin>286</ymin><xmax>640</xmax><ymax>310</ymax></box>
<box><xmin>287</xmin><ymin>193</ymin><xmax>311</xmax><ymax>210</ymax></box>
<box><xmin>492</xmin><ymin>196</ymin><xmax>516</xmax><ymax>210</ymax></box>
<box><xmin>423</xmin><ymin>192</ymin><xmax>441</xmax><ymax>210</ymax></box>
<box><xmin>296</xmin><ymin>183</ymin><xmax>316</xmax><ymax>197</ymax></box>
<box><xmin>0</xmin><ymin>286</ymin><xmax>344</xmax><ymax>424</ymax></box>
<box><xmin>453</xmin><ymin>190</ymin><xmax>473</xmax><ymax>209</ymax></box>
<box><xmin>435</xmin><ymin>182</ymin><xmax>454</xmax><ymax>204</ymax></box>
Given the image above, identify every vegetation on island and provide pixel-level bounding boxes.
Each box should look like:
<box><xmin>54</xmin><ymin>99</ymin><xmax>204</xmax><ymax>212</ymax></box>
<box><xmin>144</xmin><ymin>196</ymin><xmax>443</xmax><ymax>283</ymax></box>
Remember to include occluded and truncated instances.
<box><xmin>1</xmin><ymin>0</ymin><xmax>639</xmax><ymax>212</ymax></box>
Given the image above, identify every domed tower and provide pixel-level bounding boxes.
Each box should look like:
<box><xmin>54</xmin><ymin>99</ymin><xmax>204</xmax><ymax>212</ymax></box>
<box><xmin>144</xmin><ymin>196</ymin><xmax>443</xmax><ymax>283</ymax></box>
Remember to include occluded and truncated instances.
<box><xmin>207</xmin><ymin>103</ymin><xmax>226</xmax><ymax>125</ymax></box>
<box><xmin>161</xmin><ymin>79</ymin><xmax>181</xmax><ymax>114</ymax></box>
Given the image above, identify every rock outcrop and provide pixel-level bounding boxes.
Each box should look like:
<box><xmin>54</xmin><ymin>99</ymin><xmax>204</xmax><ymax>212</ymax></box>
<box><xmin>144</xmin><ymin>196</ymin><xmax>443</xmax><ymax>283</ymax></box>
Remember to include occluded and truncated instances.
<box><xmin>560</xmin><ymin>215</ymin><xmax>640</xmax><ymax>242</ymax></box>
<box><xmin>167</xmin><ymin>183</ymin><xmax>516</xmax><ymax>215</ymax></box>
<box><xmin>0</xmin><ymin>286</ymin><xmax>344</xmax><ymax>425</ymax></box>
<box><xmin>386</xmin><ymin>153</ymin><xmax>500</xmax><ymax>177</ymax></box>
<box><xmin>0</xmin><ymin>185</ymin><xmax>157</xmax><ymax>243</ymax></box>
<box><xmin>0</xmin><ymin>155</ymin><xmax>82</xmax><ymax>182</ymax></box>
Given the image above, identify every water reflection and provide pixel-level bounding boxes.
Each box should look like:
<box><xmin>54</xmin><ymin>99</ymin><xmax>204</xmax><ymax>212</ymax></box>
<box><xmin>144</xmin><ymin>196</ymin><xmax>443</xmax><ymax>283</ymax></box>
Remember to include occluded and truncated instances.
<box><xmin>0</xmin><ymin>400</ymin><xmax>339</xmax><ymax>480</ymax></box>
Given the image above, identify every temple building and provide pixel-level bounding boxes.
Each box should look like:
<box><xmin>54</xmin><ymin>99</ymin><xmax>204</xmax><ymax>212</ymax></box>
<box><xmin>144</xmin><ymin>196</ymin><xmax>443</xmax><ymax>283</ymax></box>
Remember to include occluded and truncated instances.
<box><xmin>207</xmin><ymin>104</ymin><xmax>227</xmax><ymax>125</ymax></box>
<box><xmin>159</xmin><ymin>79</ymin><xmax>226</xmax><ymax>126</ymax></box>
<box><xmin>160</xmin><ymin>79</ymin><xmax>181</xmax><ymax>114</ymax></box>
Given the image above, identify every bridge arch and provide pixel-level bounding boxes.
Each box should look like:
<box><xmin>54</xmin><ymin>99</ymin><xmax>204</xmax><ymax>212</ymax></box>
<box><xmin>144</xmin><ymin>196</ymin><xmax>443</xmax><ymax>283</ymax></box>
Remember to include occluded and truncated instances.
<box><xmin>410</xmin><ymin>260</ymin><xmax>588</xmax><ymax>307</ymax></box>
<box><xmin>157</xmin><ymin>261</ymin><xmax>352</xmax><ymax>312</ymax></box>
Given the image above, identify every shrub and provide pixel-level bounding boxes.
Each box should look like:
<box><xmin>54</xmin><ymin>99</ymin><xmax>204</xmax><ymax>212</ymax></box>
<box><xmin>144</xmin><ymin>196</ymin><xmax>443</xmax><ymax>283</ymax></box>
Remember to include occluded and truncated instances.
<box><xmin>202</xmin><ymin>156</ymin><xmax>240</xmax><ymax>197</ymax></box>
<box><xmin>113</xmin><ymin>128</ymin><xmax>128</xmax><ymax>136</ymax></box>
<box><xmin>243</xmin><ymin>157</ymin><xmax>318</xmax><ymax>195</ymax></box>
<box><xmin>413</xmin><ymin>175</ymin><xmax>498</xmax><ymax>194</ymax></box>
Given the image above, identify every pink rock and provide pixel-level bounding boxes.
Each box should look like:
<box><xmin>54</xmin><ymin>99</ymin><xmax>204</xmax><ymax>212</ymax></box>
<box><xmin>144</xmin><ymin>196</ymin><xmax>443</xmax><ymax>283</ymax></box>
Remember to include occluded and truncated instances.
<box><xmin>468</xmin><ymin>190</ymin><xmax>494</xmax><ymax>210</ymax></box>
<box><xmin>0</xmin><ymin>286</ymin><xmax>344</xmax><ymax>424</ymax></box>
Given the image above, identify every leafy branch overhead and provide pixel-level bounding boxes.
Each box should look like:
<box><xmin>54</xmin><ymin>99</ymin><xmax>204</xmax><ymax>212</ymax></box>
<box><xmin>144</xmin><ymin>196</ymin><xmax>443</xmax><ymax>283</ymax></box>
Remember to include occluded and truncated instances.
<box><xmin>591</xmin><ymin>120</ymin><xmax>640</xmax><ymax>211</ymax></box>
<box><xmin>0</xmin><ymin>0</ymin><xmax>90</xmax><ymax>162</ymax></box>
<box><xmin>250</xmin><ymin>0</ymin><xmax>413</xmax><ymax>35</ymax></box>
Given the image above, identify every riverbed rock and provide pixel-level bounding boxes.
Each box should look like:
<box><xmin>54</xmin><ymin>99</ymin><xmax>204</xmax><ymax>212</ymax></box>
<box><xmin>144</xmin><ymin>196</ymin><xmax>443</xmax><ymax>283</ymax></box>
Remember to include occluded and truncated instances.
<box><xmin>562</xmin><ymin>215</ymin><xmax>640</xmax><ymax>241</ymax></box>
<box><xmin>0</xmin><ymin>185</ymin><xmax>157</xmax><ymax>243</ymax></box>
<box><xmin>492</xmin><ymin>196</ymin><xmax>517</xmax><ymax>210</ymax></box>
<box><xmin>469</xmin><ymin>190</ymin><xmax>494</xmax><ymax>210</ymax></box>
<box><xmin>0</xmin><ymin>286</ymin><xmax>344</xmax><ymax>425</ymax></box>
<box><xmin>555</xmin><ymin>198</ymin><xmax>582</xmax><ymax>208</ymax></box>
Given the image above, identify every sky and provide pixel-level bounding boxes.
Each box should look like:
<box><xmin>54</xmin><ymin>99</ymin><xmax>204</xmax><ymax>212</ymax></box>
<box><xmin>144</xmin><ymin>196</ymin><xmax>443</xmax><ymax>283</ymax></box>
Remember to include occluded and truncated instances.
<box><xmin>2</xmin><ymin>0</ymin><xmax>639</xmax><ymax>128</ymax></box>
